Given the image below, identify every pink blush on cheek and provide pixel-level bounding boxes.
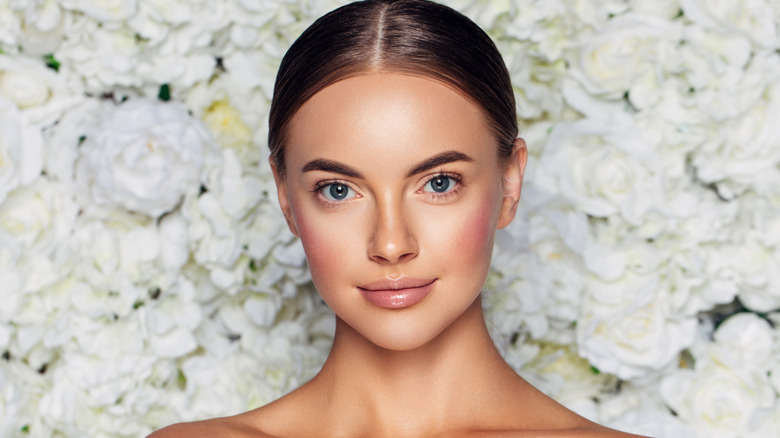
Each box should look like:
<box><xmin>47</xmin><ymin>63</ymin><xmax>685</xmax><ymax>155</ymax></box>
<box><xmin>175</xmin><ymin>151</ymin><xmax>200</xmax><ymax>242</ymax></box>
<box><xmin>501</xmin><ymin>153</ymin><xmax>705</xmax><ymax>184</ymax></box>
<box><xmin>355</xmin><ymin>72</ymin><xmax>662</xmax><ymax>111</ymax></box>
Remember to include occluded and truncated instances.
<box><xmin>451</xmin><ymin>197</ymin><xmax>497</xmax><ymax>260</ymax></box>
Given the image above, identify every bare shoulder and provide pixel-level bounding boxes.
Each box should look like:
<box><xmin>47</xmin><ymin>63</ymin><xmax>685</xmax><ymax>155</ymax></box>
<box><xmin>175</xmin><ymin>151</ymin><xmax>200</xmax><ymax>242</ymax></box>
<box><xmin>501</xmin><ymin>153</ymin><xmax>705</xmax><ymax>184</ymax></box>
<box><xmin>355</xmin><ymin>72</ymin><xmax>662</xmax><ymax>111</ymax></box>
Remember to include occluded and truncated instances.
<box><xmin>465</xmin><ymin>425</ymin><xmax>649</xmax><ymax>438</ymax></box>
<box><xmin>147</xmin><ymin>414</ymin><xmax>278</xmax><ymax>438</ymax></box>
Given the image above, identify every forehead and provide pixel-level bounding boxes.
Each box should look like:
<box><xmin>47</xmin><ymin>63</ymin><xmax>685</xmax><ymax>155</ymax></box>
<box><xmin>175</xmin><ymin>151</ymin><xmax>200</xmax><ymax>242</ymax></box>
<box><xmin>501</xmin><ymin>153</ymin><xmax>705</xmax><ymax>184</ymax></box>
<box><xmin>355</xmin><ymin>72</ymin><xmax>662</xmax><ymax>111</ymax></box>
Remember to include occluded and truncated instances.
<box><xmin>285</xmin><ymin>73</ymin><xmax>496</xmax><ymax>170</ymax></box>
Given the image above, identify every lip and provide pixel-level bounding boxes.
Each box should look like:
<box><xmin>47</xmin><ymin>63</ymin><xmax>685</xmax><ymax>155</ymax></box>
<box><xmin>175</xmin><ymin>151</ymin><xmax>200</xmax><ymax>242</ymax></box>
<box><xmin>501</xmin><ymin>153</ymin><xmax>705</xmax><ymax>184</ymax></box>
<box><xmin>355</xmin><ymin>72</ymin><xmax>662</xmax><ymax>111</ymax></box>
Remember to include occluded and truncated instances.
<box><xmin>358</xmin><ymin>278</ymin><xmax>436</xmax><ymax>309</ymax></box>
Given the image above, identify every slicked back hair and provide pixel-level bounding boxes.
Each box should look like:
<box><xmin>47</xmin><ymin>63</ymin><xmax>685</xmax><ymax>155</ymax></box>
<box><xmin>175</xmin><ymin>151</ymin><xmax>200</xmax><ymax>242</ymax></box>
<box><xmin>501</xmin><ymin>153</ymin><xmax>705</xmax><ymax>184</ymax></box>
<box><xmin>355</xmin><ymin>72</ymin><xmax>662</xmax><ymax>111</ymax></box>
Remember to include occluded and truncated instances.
<box><xmin>268</xmin><ymin>0</ymin><xmax>518</xmax><ymax>176</ymax></box>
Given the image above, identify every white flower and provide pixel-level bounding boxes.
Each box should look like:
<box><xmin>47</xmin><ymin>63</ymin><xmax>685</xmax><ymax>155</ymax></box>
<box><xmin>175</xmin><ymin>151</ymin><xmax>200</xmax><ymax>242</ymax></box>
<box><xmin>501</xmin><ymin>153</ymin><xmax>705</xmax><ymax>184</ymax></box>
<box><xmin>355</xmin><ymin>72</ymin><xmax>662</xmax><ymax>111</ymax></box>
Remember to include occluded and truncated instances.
<box><xmin>519</xmin><ymin>343</ymin><xmax>616</xmax><ymax>406</ymax></box>
<box><xmin>681</xmin><ymin>0</ymin><xmax>778</xmax><ymax>48</ymax></box>
<box><xmin>444</xmin><ymin>0</ymin><xmax>515</xmax><ymax>30</ymax></box>
<box><xmin>158</xmin><ymin>212</ymin><xmax>189</xmax><ymax>272</ymax></box>
<box><xmin>12</xmin><ymin>0</ymin><xmax>67</xmax><ymax>55</ymax></box>
<box><xmin>578</xmin><ymin>272</ymin><xmax>698</xmax><ymax>380</ymax></box>
<box><xmin>567</xmin><ymin>14</ymin><xmax>681</xmax><ymax>100</ymax></box>
<box><xmin>0</xmin><ymin>99</ymin><xmax>42</xmax><ymax>206</ymax></box>
<box><xmin>712</xmin><ymin>313</ymin><xmax>774</xmax><ymax>370</ymax></box>
<box><xmin>537</xmin><ymin>116</ymin><xmax>665</xmax><ymax>225</ymax></box>
<box><xmin>185</xmin><ymin>74</ymin><xmax>272</xmax><ymax>163</ymax></box>
<box><xmin>661</xmin><ymin>349</ymin><xmax>777</xmax><ymax>437</ymax></box>
<box><xmin>54</xmin><ymin>16</ymin><xmax>144</xmax><ymax>91</ymax></box>
<box><xmin>60</xmin><ymin>0</ymin><xmax>137</xmax><ymax>22</ymax></box>
<box><xmin>629</xmin><ymin>0</ymin><xmax>682</xmax><ymax>18</ymax></box>
<box><xmin>43</xmin><ymin>99</ymin><xmax>103</xmax><ymax>183</ymax></box>
<box><xmin>598</xmin><ymin>381</ymin><xmax>698</xmax><ymax>438</ymax></box>
<box><xmin>75</xmin><ymin>98</ymin><xmax>221</xmax><ymax>217</ymax></box>
<box><xmin>691</xmin><ymin>80</ymin><xmax>780</xmax><ymax>198</ymax></box>
<box><xmin>166</xmin><ymin>354</ymin><xmax>247</xmax><ymax>420</ymax></box>
<box><xmin>0</xmin><ymin>4</ymin><xmax>21</xmax><ymax>50</ymax></box>
<box><xmin>0</xmin><ymin>179</ymin><xmax>78</xmax><ymax>256</ymax></box>
<box><xmin>491</xmin><ymin>188</ymin><xmax>592</xmax><ymax>344</ymax></box>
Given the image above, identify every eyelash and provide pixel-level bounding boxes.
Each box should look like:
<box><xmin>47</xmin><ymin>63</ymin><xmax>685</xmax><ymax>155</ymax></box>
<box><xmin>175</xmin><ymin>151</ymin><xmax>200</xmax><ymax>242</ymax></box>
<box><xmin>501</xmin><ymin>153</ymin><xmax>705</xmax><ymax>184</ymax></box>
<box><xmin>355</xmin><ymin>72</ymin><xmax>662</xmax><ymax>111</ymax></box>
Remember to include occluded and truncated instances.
<box><xmin>418</xmin><ymin>172</ymin><xmax>464</xmax><ymax>202</ymax></box>
<box><xmin>311</xmin><ymin>179</ymin><xmax>358</xmax><ymax>208</ymax></box>
<box><xmin>311</xmin><ymin>172</ymin><xmax>465</xmax><ymax>207</ymax></box>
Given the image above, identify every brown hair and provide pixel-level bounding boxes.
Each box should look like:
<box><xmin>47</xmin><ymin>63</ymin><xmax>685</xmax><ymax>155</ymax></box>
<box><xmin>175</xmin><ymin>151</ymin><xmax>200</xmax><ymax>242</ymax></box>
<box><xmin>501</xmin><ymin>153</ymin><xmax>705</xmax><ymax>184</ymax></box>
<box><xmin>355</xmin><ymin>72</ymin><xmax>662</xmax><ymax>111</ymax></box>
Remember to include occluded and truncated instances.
<box><xmin>268</xmin><ymin>0</ymin><xmax>517</xmax><ymax>176</ymax></box>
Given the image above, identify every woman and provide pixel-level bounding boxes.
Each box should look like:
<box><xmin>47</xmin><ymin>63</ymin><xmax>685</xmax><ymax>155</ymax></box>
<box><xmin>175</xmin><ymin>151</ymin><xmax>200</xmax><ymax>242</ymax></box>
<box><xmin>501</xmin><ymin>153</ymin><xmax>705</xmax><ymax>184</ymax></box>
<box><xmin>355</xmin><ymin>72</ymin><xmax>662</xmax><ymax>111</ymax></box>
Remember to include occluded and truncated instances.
<box><xmin>153</xmin><ymin>1</ymin><xmax>644</xmax><ymax>436</ymax></box>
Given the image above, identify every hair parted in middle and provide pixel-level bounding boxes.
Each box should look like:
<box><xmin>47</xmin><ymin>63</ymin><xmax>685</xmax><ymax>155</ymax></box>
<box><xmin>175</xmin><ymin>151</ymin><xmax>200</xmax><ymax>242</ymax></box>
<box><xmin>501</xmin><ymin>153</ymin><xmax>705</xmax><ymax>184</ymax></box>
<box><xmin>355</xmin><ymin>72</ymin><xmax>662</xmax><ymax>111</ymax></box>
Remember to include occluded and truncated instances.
<box><xmin>268</xmin><ymin>0</ymin><xmax>518</xmax><ymax>176</ymax></box>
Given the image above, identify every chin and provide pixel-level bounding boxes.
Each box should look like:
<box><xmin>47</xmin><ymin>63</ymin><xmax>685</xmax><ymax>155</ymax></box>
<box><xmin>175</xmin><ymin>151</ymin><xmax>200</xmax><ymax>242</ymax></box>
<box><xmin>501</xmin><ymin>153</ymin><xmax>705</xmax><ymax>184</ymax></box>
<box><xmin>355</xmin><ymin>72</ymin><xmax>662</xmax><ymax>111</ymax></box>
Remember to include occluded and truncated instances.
<box><xmin>363</xmin><ymin>330</ymin><xmax>443</xmax><ymax>352</ymax></box>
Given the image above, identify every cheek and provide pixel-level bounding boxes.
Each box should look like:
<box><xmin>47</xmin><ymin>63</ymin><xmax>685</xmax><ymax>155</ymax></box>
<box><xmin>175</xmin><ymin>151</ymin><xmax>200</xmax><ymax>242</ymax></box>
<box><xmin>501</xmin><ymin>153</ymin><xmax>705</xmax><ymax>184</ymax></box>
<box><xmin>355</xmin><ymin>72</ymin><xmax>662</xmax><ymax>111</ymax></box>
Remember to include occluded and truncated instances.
<box><xmin>424</xmin><ymin>196</ymin><xmax>497</xmax><ymax>269</ymax></box>
<box><xmin>288</xmin><ymin>199</ymin><xmax>360</xmax><ymax>289</ymax></box>
<box><xmin>458</xmin><ymin>197</ymin><xmax>495</xmax><ymax>255</ymax></box>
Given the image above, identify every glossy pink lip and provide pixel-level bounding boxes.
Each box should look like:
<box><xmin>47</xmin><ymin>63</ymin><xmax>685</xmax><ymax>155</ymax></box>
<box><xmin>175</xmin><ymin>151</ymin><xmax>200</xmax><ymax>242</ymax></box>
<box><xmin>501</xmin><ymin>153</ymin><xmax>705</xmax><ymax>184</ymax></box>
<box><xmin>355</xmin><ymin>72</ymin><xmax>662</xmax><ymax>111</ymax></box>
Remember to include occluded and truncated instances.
<box><xmin>358</xmin><ymin>278</ymin><xmax>436</xmax><ymax>309</ymax></box>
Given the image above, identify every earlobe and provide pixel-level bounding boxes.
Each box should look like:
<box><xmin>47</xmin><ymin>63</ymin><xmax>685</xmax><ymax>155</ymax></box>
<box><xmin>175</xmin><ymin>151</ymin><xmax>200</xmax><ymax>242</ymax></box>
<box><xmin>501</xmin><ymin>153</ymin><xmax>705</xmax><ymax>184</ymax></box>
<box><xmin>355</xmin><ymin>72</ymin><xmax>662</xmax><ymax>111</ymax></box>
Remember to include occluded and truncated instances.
<box><xmin>269</xmin><ymin>157</ymin><xmax>300</xmax><ymax>237</ymax></box>
<box><xmin>497</xmin><ymin>138</ymin><xmax>528</xmax><ymax>229</ymax></box>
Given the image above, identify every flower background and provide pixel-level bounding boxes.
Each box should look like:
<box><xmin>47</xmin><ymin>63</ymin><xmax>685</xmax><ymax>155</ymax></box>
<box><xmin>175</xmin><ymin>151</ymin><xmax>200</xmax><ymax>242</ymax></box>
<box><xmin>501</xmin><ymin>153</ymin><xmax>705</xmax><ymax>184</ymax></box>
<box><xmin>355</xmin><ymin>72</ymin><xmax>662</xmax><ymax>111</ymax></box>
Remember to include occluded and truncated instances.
<box><xmin>1</xmin><ymin>0</ymin><xmax>779</xmax><ymax>436</ymax></box>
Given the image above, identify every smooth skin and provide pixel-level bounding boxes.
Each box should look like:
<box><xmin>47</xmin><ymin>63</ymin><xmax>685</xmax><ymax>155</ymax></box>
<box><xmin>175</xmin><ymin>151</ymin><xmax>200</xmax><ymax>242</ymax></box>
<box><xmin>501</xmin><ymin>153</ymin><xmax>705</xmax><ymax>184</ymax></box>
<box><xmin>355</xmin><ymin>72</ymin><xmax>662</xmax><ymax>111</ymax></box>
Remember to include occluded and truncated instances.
<box><xmin>151</xmin><ymin>73</ymin><xmax>646</xmax><ymax>437</ymax></box>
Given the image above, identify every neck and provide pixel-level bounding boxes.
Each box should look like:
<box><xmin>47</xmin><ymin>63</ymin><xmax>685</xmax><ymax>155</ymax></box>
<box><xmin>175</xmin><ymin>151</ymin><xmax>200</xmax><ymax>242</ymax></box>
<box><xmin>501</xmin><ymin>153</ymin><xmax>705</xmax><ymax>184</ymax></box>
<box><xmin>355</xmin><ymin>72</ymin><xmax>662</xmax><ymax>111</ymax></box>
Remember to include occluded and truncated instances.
<box><xmin>310</xmin><ymin>296</ymin><xmax>521</xmax><ymax>436</ymax></box>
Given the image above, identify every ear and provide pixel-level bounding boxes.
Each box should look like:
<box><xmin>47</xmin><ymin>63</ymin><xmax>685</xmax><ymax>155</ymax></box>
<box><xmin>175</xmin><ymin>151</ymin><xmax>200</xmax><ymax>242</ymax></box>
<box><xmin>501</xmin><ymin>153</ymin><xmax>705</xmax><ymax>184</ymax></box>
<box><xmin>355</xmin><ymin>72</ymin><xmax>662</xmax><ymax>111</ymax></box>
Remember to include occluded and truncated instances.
<box><xmin>497</xmin><ymin>138</ymin><xmax>527</xmax><ymax>229</ymax></box>
<box><xmin>269</xmin><ymin>157</ymin><xmax>300</xmax><ymax>237</ymax></box>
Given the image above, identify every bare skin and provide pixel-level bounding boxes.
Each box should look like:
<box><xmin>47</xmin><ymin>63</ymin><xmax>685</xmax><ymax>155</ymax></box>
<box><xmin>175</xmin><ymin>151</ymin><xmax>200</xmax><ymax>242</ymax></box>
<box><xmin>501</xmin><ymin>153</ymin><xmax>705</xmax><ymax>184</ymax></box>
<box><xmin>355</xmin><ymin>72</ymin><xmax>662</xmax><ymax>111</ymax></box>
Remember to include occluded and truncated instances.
<box><xmin>150</xmin><ymin>74</ymin><xmax>646</xmax><ymax>438</ymax></box>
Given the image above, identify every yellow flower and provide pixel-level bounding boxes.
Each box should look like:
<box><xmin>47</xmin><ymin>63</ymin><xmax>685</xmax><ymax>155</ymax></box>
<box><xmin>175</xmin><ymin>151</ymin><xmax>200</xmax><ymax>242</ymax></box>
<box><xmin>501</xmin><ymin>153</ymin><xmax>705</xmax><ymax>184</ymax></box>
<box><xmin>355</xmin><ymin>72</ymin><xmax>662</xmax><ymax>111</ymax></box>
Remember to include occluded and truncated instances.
<box><xmin>204</xmin><ymin>100</ymin><xmax>252</xmax><ymax>149</ymax></box>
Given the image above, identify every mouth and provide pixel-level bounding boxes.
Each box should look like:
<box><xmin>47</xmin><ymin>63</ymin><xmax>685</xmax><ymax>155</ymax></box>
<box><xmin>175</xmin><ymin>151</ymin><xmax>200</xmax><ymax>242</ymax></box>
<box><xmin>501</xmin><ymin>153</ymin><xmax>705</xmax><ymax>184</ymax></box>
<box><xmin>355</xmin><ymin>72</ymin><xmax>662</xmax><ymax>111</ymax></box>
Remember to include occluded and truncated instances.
<box><xmin>358</xmin><ymin>278</ymin><xmax>436</xmax><ymax>309</ymax></box>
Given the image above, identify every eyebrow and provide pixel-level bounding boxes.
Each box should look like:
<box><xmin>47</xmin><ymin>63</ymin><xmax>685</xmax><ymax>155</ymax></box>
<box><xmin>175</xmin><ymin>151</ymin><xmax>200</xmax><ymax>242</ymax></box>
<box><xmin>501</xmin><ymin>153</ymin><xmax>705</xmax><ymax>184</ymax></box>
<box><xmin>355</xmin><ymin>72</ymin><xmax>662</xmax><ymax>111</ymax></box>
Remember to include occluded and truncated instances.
<box><xmin>301</xmin><ymin>150</ymin><xmax>473</xmax><ymax>179</ymax></box>
<box><xmin>302</xmin><ymin>159</ymin><xmax>364</xmax><ymax>178</ymax></box>
<box><xmin>405</xmin><ymin>151</ymin><xmax>473</xmax><ymax>177</ymax></box>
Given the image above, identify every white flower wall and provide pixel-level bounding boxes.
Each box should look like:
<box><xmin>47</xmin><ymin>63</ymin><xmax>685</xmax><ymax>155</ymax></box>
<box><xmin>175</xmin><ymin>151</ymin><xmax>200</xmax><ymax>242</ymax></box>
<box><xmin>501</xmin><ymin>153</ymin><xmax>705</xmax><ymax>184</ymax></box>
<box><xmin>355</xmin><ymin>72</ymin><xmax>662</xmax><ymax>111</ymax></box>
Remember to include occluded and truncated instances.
<box><xmin>1</xmin><ymin>0</ymin><xmax>779</xmax><ymax>436</ymax></box>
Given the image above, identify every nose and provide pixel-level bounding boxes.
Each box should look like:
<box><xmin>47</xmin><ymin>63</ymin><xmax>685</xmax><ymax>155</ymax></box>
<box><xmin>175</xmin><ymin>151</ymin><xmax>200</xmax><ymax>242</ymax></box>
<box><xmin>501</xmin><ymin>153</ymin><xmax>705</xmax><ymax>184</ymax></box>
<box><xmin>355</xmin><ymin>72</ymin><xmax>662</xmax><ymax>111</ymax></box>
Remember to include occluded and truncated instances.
<box><xmin>367</xmin><ymin>200</ymin><xmax>419</xmax><ymax>264</ymax></box>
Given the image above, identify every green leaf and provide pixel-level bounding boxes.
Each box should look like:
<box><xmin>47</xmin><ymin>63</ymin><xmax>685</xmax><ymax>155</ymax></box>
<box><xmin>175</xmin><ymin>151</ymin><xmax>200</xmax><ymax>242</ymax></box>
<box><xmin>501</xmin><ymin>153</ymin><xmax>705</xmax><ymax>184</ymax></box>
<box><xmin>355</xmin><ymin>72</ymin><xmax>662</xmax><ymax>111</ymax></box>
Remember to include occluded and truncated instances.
<box><xmin>158</xmin><ymin>83</ymin><xmax>171</xmax><ymax>101</ymax></box>
<box><xmin>590</xmin><ymin>366</ymin><xmax>601</xmax><ymax>375</ymax></box>
<box><xmin>44</xmin><ymin>54</ymin><xmax>60</xmax><ymax>72</ymax></box>
<box><xmin>21</xmin><ymin>425</ymin><xmax>30</xmax><ymax>433</ymax></box>
<box><xmin>177</xmin><ymin>369</ymin><xmax>187</xmax><ymax>388</ymax></box>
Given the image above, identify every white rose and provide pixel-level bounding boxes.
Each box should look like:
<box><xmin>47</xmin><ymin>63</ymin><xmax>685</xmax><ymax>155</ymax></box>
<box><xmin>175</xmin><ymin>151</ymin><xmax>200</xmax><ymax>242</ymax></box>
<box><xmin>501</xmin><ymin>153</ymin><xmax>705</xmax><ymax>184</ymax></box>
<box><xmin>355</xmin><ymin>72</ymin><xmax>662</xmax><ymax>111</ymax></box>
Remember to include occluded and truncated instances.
<box><xmin>14</xmin><ymin>0</ymin><xmax>66</xmax><ymax>55</ymax></box>
<box><xmin>661</xmin><ymin>354</ymin><xmax>776</xmax><ymax>437</ymax></box>
<box><xmin>578</xmin><ymin>272</ymin><xmax>698</xmax><ymax>380</ymax></box>
<box><xmin>568</xmin><ymin>14</ymin><xmax>681</xmax><ymax>100</ymax></box>
<box><xmin>0</xmin><ymin>97</ymin><xmax>43</xmax><ymax>204</ymax></box>
<box><xmin>0</xmin><ymin>179</ymin><xmax>78</xmax><ymax>256</ymax></box>
<box><xmin>75</xmin><ymin>98</ymin><xmax>221</xmax><ymax>217</ymax></box>
<box><xmin>729</xmin><ymin>239</ymin><xmax>780</xmax><ymax>313</ymax></box>
<box><xmin>538</xmin><ymin>117</ymin><xmax>664</xmax><ymax>225</ymax></box>
<box><xmin>0</xmin><ymin>4</ymin><xmax>21</xmax><ymax>49</ymax></box>
<box><xmin>519</xmin><ymin>343</ymin><xmax>616</xmax><ymax>405</ymax></box>
<box><xmin>492</xmin><ymin>189</ymin><xmax>593</xmax><ymax>344</ymax></box>
<box><xmin>681</xmin><ymin>0</ymin><xmax>778</xmax><ymax>48</ymax></box>
<box><xmin>719</xmin><ymin>194</ymin><xmax>780</xmax><ymax>312</ymax></box>
<box><xmin>445</xmin><ymin>0</ymin><xmax>514</xmax><ymax>30</ymax></box>
<box><xmin>692</xmin><ymin>80</ymin><xmax>780</xmax><ymax>198</ymax></box>
<box><xmin>0</xmin><ymin>235</ymin><xmax>23</xmax><ymax>322</ymax></box>
<box><xmin>598</xmin><ymin>381</ymin><xmax>698</xmax><ymax>437</ymax></box>
<box><xmin>712</xmin><ymin>313</ymin><xmax>774</xmax><ymax>369</ymax></box>
<box><xmin>629</xmin><ymin>0</ymin><xmax>681</xmax><ymax>18</ymax></box>
<box><xmin>60</xmin><ymin>0</ymin><xmax>137</xmax><ymax>22</ymax></box>
<box><xmin>678</xmin><ymin>25</ymin><xmax>753</xmax><ymax>93</ymax></box>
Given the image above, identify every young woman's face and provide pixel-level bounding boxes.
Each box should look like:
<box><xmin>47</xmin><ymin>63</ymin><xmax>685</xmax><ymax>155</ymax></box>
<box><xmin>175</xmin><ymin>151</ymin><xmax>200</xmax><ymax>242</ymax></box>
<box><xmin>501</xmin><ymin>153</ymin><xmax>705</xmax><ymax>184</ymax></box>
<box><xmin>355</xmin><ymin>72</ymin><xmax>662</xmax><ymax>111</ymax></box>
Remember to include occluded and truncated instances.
<box><xmin>273</xmin><ymin>73</ymin><xmax>524</xmax><ymax>351</ymax></box>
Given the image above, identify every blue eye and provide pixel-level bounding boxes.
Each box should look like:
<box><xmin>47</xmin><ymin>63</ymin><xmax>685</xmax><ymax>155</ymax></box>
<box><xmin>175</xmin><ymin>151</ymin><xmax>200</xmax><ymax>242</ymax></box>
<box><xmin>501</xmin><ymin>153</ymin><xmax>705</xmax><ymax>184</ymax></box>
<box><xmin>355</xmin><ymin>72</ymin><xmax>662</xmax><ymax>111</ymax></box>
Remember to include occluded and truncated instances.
<box><xmin>320</xmin><ymin>182</ymin><xmax>355</xmax><ymax>201</ymax></box>
<box><xmin>423</xmin><ymin>175</ymin><xmax>455</xmax><ymax>193</ymax></box>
